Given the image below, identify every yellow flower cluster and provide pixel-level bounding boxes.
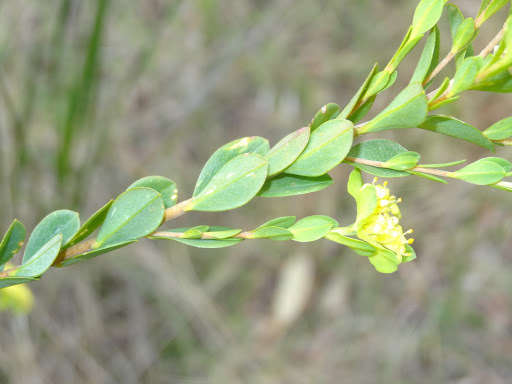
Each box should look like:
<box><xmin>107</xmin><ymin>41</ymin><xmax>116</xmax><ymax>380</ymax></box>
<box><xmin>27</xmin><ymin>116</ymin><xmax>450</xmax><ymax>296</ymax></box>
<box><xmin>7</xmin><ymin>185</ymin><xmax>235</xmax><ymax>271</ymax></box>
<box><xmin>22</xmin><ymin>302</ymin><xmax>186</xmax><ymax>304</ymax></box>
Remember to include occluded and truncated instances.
<box><xmin>358</xmin><ymin>178</ymin><xmax>414</xmax><ymax>260</ymax></box>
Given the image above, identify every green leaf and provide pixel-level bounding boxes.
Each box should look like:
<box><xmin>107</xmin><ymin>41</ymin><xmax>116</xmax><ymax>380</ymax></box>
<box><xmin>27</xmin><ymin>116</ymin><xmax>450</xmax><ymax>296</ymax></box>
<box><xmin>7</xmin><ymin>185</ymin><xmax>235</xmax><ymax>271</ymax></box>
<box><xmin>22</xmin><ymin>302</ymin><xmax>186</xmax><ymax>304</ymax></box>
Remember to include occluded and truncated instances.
<box><xmin>358</xmin><ymin>83</ymin><xmax>428</xmax><ymax>134</ymax></box>
<box><xmin>325</xmin><ymin>232</ymin><xmax>377</xmax><ymax>257</ymax></box>
<box><xmin>266</xmin><ymin>127</ymin><xmax>310</xmax><ymax>176</ymax></box>
<box><xmin>451</xmin><ymin>18</ymin><xmax>476</xmax><ymax>54</ymax></box>
<box><xmin>368</xmin><ymin>248</ymin><xmax>400</xmax><ymax>273</ymax></box>
<box><xmin>383</xmin><ymin>151</ymin><xmax>421</xmax><ymax>170</ymax></box>
<box><xmin>257</xmin><ymin>216</ymin><xmax>296</xmax><ymax>229</ymax></box>
<box><xmin>407</xmin><ymin>170</ymin><xmax>447</xmax><ymax>183</ymax></box>
<box><xmin>310</xmin><ymin>103</ymin><xmax>341</xmax><ymax>131</ymax></box>
<box><xmin>23</xmin><ymin>210</ymin><xmax>80</xmax><ymax>263</ymax></box>
<box><xmin>259</xmin><ymin>174</ymin><xmax>333</xmax><ymax>198</ymax></box>
<box><xmin>364</xmin><ymin>70</ymin><xmax>391</xmax><ymax>99</ymax></box>
<box><xmin>418</xmin><ymin>159</ymin><xmax>466</xmax><ymax>168</ymax></box>
<box><xmin>411</xmin><ymin>27</ymin><xmax>440</xmax><ymax>84</ymax></box>
<box><xmin>289</xmin><ymin>215</ymin><xmax>339</xmax><ymax>243</ymax></box>
<box><xmin>347</xmin><ymin>139</ymin><xmax>410</xmax><ymax>177</ymax></box>
<box><xmin>0</xmin><ymin>220</ymin><xmax>26</xmax><ymax>268</ymax></box>
<box><xmin>246</xmin><ymin>227</ymin><xmax>293</xmax><ymax>241</ymax></box>
<box><xmin>447</xmin><ymin>3</ymin><xmax>464</xmax><ymax>39</ymax></box>
<box><xmin>403</xmin><ymin>245</ymin><xmax>417</xmax><ymax>263</ymax></box>
<box><xmin>484</xmin><ymin>157</ymin><xmax>512</xmax><ymax>172</ymax></box>
<box><xmin>350</xmin><ymin>97</ymin><xmax>375</xmax><ymax>123</ymax></box>
<box><xmin>411</xmin><ymin>0</ymin><xmax>447</xmax><ymax>38</ymax></box>
<box><xmin>194</xmin><ymin>136</ymin><xmax>269</xmax><ymax>196</ymax></box>
<box><xmin>59</xmin><ymin>241</ymin><xmax>136</xmax><ymax>267</ymax></box>
<box><xmin>471</xmin><ymin>71</ymin><xmax>512</xmax><ymax>93</ymax></box>
<box><xmin>65</xmin><ymin>200</ymin><xmax>113</xmax><ymax>248</ymax></box>
<box><xmin>128</xmin><ymin>176</ymin><xmax>178</xmax><ymax>208</ymax></box>
<box><xmin>448</xmin><ymin>56</ymin><xmax>483</xmax><ymax>96</ymax></box>
<box><xmin>188</xmin><ymin>153</ymin><xmax>268</xmax><ymax>211</ymax></box>
<box><xmin>341</xmin><ymin>63</ymin><xmax>379</xmax><ymax>119</ymax></box>
<box><xmin>0</xmin><ymin>277</ymin><xmax>36</xmax><ymax>289</ymax></box>
<box><xmin>477</xmin><ymin>0</ymin><xmax>509</xmax><ymax>25</ymax></box>
<box><xmin>151</xmin><ymin>230</ymin><xmax>242</xmax><ymax>249</ymax></box>
<box><xmin>452</xmin><ymin>158</ymin><xmax>506</xmax><ymax>185</ymax></box>
<box><xmin>14</xmin><ymin>235</ymin><xmax>62</xmax><ymax>277</ymax></box>
<box><xmin>183</xmin><ymin>225</ymin><xmax>210</xmax><ymax>239</ymax></box>
<box><xmin>419</xmin><ymin>115</ymin><xmax>494</xmax><ymax>150</ymax></box>
<box><xmin>355</xmin><ymin>184</ymin><xmax>378</xmax><ymax>224</ymax></box>
<box><xmin>484</xmin><ymin>117</ymin><xmax>512</xmax><ymax>140</ymax></box>
<box><xmin>284</xmin><ymin>119</ymin><xmax>354</xmax><ymax>176</ymax></box>
<box><xmin>347</xmin><ymin>168</ymin><xmax>363</xmax><ymax>199</ymax></box>
<box><xmin>96</xmin><ymin>187</ymin><xmax>165</xmax><ymax>248</ymax></box>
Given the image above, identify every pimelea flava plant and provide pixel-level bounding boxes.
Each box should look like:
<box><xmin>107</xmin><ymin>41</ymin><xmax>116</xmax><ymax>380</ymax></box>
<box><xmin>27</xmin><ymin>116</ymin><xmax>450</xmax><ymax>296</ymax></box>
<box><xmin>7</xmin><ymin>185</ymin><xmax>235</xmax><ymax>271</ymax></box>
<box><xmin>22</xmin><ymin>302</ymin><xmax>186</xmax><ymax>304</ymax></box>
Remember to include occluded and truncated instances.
<box><xmin>2</xmin><ymin>0</ymin><xmax>512</xmax><ymax>301</ymax></box>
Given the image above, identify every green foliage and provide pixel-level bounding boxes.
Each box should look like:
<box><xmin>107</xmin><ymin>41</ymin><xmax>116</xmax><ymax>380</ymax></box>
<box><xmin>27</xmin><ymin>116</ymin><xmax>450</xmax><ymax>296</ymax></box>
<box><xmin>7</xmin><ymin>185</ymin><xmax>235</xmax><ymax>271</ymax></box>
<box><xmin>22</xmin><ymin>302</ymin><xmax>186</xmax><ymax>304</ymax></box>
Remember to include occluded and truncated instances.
<box><xmin>310</xmin><ymin>103</ymin><xmax>341</xmax><ymax>131</ymax></box>
<box><xmin>265</xmin><ymin>127</ymin><xmax>310</xmax><ymax>176</ymax></box>
<box><xmin>484</xmin><ymin>117</ymin><xmax>512</xmax><ymax>140</ymax></box>
<box><xmin>285</xmin><ymin>119</ymin><xmax>353</xmax><ymax>176</ymax></box>
<box><xmin>0</xmin><ymin>220</ymin><xmax>26</xmax><ymax>269</ymax></box>
<box><xmin>23</xmin><ymin>210</ymin><xmax>79</xmax><ymax>263</ymax></box>
<box><xmin>410</xmin><ymin>27</ymin><xmax>439</xmax><ymax>83</ymax></box>
<box><xmin>347</xmin><ymin>140</ymin><xmax>410</xmax><ymax>177</ymax></box>
<box><xmin>188</xmin><ymin>153</ymin><xmax>268</xmax><ymax>211</ymax></box>
<box><xmin>96</xmin><ymin>188</ymin><xmax>164</xmax><ymax>247</ymax></box>
<box><xmin>357</xmin><ymin>83</ymin><xmax>428</xmax><ymax>134</ymax></box>
<box><xmin>3</xmin><ymin>0</ymin><xmax>512</xmax><ymax>292</ymax></box>
<box><xmin>288</xmin><ymin>216</ymin><xmax>339</xmax><ymax>242</ymax></box>
<box><xmin>193</xmin><ymin>137</ymin><xmax>269</xmax><ymax>196</ymax></box>
<box><xmin>453</xmin><ymin>158</ymin><xmax>507</xmax><ymax>185</ymax></box>
<box><xmin>128</xmin><ymin>176</ymin><xmax>178</xmax><ymax>209</ymax></box>
<box><xmin>419</xmin><ymin>115</ymin><xmax>494</xmax><ymax>150</ymax></box>
<box><xmin>259</xmin><ymin>174</ymin><xmax>333</xmax><ymax>197</ymax></box>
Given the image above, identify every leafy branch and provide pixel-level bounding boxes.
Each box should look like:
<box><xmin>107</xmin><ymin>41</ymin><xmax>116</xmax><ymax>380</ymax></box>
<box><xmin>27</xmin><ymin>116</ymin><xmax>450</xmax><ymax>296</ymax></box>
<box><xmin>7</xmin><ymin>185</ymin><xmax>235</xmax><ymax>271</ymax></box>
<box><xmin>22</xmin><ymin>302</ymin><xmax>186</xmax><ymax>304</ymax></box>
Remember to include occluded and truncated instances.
<box><xmin>2</xmin><ymin>0</ymin><xmax>512</xmax><ymax>296</ymax></box>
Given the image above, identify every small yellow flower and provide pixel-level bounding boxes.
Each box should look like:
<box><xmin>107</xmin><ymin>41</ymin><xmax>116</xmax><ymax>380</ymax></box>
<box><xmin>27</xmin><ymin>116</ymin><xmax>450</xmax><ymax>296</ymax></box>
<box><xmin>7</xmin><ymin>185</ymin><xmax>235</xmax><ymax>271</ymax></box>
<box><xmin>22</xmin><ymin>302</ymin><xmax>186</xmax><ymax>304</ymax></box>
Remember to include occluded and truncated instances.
<box><xmin>357</xmin><ymin>178</ymin><xmax>414</xmax><ymax>261</ymax></box>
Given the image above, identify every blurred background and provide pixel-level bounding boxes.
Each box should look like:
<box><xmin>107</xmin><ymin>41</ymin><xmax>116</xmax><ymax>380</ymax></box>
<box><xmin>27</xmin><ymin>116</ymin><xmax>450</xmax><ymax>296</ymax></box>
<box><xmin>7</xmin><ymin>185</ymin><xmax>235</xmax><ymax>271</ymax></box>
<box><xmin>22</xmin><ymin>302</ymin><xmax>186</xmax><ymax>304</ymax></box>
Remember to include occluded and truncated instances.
<box><xmin>1</xmin><ymin>0</ymin><xmax>512</xmax><ymax>383</ymax></box>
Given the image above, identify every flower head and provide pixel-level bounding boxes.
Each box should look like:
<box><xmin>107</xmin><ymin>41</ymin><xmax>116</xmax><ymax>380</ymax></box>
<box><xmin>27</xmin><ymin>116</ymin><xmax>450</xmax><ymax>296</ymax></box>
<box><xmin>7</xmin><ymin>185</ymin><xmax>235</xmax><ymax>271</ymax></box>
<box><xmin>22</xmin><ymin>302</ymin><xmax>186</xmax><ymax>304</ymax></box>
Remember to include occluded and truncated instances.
<box><xmin>357</xmin><ymin>178</ymin><xmax>414</xmax><ymax>261</ymax></box>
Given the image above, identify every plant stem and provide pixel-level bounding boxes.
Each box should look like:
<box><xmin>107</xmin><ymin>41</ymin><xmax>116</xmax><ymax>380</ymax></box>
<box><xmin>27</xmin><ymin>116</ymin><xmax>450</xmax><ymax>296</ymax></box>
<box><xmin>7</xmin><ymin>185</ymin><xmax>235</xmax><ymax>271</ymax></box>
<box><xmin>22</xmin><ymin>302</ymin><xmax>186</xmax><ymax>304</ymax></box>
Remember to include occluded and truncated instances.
<box><xmin>345</xmin><ymin>157</ymin><xmax>454</xmax><ymax>179</ymax></box>
<box><xmin>423</xmin><ymin>52</ymin><xmax>455</xmax><ymax>86</ymax></box>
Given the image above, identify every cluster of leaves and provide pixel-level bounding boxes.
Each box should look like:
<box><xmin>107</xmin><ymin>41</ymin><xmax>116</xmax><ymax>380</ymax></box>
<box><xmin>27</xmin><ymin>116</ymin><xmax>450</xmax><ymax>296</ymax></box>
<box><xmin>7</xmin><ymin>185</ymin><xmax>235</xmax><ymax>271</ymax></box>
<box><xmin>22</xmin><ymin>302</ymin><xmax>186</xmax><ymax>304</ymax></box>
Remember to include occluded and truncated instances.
<box><xmin>2</xmin><ymin>0</ymin><xmax>512</xmax><ymax>295</ymax></box>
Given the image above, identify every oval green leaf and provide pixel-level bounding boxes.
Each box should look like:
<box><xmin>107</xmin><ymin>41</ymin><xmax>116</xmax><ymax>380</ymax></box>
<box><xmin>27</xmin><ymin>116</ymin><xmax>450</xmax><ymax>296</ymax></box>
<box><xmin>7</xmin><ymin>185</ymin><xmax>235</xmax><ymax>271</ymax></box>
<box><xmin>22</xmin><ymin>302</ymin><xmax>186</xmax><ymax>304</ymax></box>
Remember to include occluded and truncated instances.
<box><xmin>0</xmin><ymin>220</ymin><xmax>26</xmax><ymax>268</ymax></box>
<box><xmin>246</xmin><ymin>227</ymin><xmax>293</xmax><ymax>241</ymax></box>
<box><xmin>188</xmin><ymin>153</ymin><xmax>268</xmax><ymax>212</ymax></box>
<box><xmin>128</xmin><ymin>176</ymin><xmax>178</xmax><ymax>208</ymax></box>
<box><xmin>14</xmin><ymin>234</ymin><xmax>62</xmax><ymax>277</ymax></box>
<box><xmin>23</xmin><ymin>210</ymin><xmax>80</xmax><ymax>263</ymax></box>
<box><xmin>358</xmin><ymin>83</ymin><xmax>428</xmax><ymax>134</ymax></box>
<box><xmin>66</xmin><ymin>200</ymin><xmax>113</xmax><ymax>248</ymax></box>
<box><xmin>347</xmin><ymin>139</ymin><xmax>409</xmax><ymax>178</ymax></box>
<box><xmin>383</xmin><ymin>151</ymin><xmax>421</xmax><ymax>170</ymax></box>
<box><xmin>257</xmin><ymin>216</ymin><xmax>296</xmax><ymax>229</ymax></box>
<box><xmin>411</xmin><ymin>0</ymin><xmax>446</xmax><ymax>38</ymax></box>
<box><xmin>419</xmin><ymin>115</ymin><xmax>495</xmax><ymax>150</ymax></box>
<box><xmin>96</xmin><ymin>187</ymin><xmax>165</xmax><ymax>247</ymax></box>
<box><xmin>194</xmin><ymin>136</ymin><xmax>269</xmax><ymax>196</ymax></box>
<box><xmin>452</xmin><ymin>158</ymin><xmax>506</xmax><ymax>185</ymax></box>
<box><xmin>310</xmin><ymin>103</ymin><xmax>341</xmax><ymax>131</ymax></box>
<box><xmin>484</xmin><ymin>117</ymin><xmax>512</xmax><ymax>140</ymax></box>
<box><xmin>285</xmin><ymin>119</ymin><xmax>354</xmax><ymax>177</ymax></box>
<box><xmin>266</xmin><ymin>127</ymin><xmax>310</xmax><ymax>176</ymax></box>
<box><xmin>259</xmin><ymin>174</ymin><xmax>333</xmax><ymax>198</ymax></box>
<box><xmin>289</xmin><ymin>215</ymin><xmax>339</xmax><ymax>243</ymax></box>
